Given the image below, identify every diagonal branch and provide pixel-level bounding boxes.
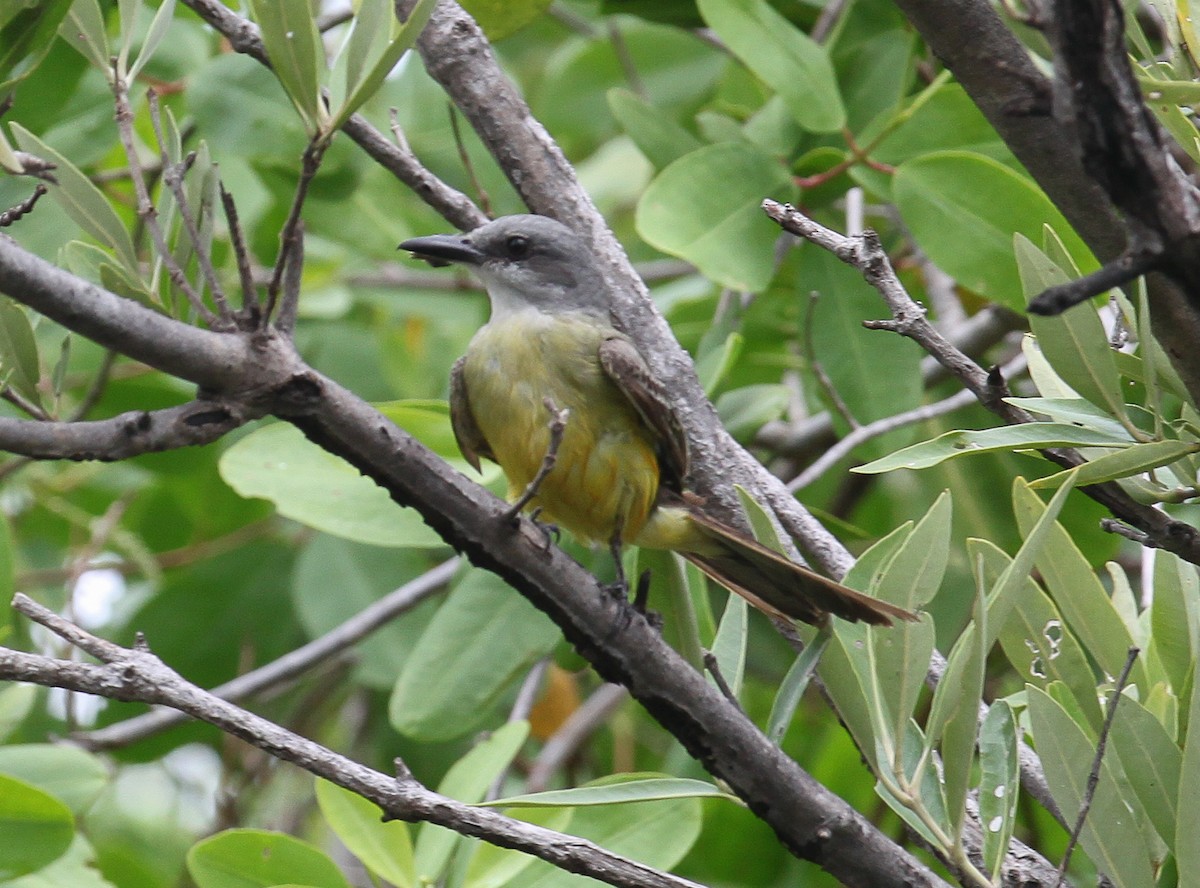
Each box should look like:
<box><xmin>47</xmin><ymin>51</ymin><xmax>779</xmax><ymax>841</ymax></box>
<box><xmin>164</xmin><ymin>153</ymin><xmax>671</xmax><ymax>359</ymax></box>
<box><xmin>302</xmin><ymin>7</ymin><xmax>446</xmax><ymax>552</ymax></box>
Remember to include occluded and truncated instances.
<box><xmin>1</xmin><ymin>594</ymin><xmax>703</xmax><ymax>888</ymax></box>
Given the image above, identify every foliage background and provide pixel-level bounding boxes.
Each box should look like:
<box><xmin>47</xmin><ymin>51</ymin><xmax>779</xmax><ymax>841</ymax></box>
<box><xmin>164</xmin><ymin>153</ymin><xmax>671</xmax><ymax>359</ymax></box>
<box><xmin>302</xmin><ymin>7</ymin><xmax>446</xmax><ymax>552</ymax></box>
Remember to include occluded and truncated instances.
<box><xmin>0</xmin><ymin>0</ymin><xmax>1198</xmax><ymax>887</ymax></box>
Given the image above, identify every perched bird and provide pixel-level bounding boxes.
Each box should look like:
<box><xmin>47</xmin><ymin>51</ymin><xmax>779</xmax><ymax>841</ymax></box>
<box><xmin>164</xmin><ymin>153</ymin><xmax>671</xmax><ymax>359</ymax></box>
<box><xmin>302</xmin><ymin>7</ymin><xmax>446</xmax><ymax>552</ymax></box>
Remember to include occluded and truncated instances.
<box><xmin>400</xmin><ymin>215</ymin><xmax>915</xmax><ymax>626</ymax></box>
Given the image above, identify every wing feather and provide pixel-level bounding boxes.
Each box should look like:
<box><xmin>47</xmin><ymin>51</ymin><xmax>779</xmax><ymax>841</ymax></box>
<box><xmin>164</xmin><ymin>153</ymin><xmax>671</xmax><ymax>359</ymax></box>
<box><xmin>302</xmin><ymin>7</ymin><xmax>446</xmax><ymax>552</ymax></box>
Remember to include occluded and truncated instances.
<box><xmin>450</xmin><ymin>356</ymin><xmax>494</xmax><ymax>472</ymax></box>
<box><xmin>598</xmin><ymin>336</ymin><xmax>689</xmax><ymax>488</ymax></box>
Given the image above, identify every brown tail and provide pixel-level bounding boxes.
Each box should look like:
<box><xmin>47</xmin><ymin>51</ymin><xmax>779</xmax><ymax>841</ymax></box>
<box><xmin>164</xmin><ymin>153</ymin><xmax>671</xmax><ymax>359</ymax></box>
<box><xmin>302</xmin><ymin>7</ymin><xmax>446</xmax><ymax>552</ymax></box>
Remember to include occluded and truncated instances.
<box><xmin>677</xmin><ymin>500</ymin><xmax>917</xmax><ymax>627</ymax></box>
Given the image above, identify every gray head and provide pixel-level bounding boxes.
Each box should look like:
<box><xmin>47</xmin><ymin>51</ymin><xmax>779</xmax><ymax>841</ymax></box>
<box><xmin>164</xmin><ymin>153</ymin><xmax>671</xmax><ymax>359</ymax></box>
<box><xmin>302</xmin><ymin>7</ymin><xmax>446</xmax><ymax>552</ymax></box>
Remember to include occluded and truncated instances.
<box><xmin>399</xmin><ymin>215</ymin><xmax>607</xmax><ymax>316</ymax></box>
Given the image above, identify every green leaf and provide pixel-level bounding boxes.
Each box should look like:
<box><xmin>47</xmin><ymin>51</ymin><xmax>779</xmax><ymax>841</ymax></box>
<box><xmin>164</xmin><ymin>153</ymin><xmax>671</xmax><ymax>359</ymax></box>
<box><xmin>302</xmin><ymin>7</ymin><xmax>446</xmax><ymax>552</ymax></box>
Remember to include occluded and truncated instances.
<box><xmin>1176</xmin><ymin>662</ymin><xmax>1200</xmax><ymax>878</ymax></box>
<box><xmin>459</xmin><ymin>0</ymin><xmax>553</xmax><ymax>40</ymax></box>
<box><xmin>315</xmin><ymin>780</ymin><xmax>413</xmax><ymax>888</ymax></box>
<box><xmin>1110</xmin><ymin>697</ymin><xmax>1182</xmax><ymax>850</ymax></box>
<box><xmin>10</xmin><ymin>124</ymin><xmax>140</xmax><ymax>276</ymax></box>
<box><xmin>0</xmin><ymin>297</ymin><xmax>42</xmax><ymax>409</ymax></box>
<box><xmin>463</xmin><ymin>807</ymin><xmax>574</xmax><ymax>888</ymax></box>
<box><xmin>978</xmin><ymin>700</ymin><xmax>1019</xmax><ymax>881</ymax></box>
<box><xmin>708</xmin><ymin>593</ymin><xmax>747</xmax><ymax>699</ymax></box>
<box><xmin>1004</xmin><ymin>397</ymin><xmax>1132</xmax><ymax>439</ymax></box>
<box><xmin>127</xmin><ymin>0</ymin><xmax>177</xmax><ymax>80</ymax></box>
<box><xmin>1013</xmin><ymin>482</ymin><xmax>1146</xmax><ymax>691</ymax></box>
<box><xmin>894</xmin><ymin>152</ymin><xmax>1095</xmax><ymax>309</ymax></box>
<box><xmin>715</xmin><ymin>384</ymin><xmax>789</xmax><ymax>442</ymax></box>
<box><xmin>1030</xmin><ymin>439</ymin><xmax>1200</xmax><ymax>490</ymax></box>
<box><xmin>0</xmin><ymin>774</ymin><xmax>74</xmax><ymax>881</ymax></box>
<box><xmin>329</xmin><ymin>0</ymin><xmax>437</xmax><ymax>132</ymax></box>
<box><xmin>697</xmin><ymin>0</ymin><xmax>845</xmax><ymax>132</ymax></box>
<box><xmin>486</xmin><ymin>776</ymin><xmax>736</xmax><ymax>807</ymax></box>
<box><xmin>0</xmin><ymin>684</ymin><xmax>36</xmax><ymax>741</ymax></box>
<box><xmin>187</xmin><ymin>829</ymin><xmax>351</xmax><ymax>888</ymax></box>
<box><xmin>695</xmin><ymin>330</ymin><xmax>743</xmax><ymax>396</ymax></box>
<box><xmin>0</xmin><ymin>0</ymin><xmax>74</xmax><ymax>91</ymax></box>
<box><xmin>607</xmin><ymin>88</ymin><xmax>702</xmax><ymax>170</ymax></box>
<box><xmin>413</xmin><ymin>721</ymin><xmax>530</xmax><ymax>885</ymax></box>
<box><xmin>853</xmin><ymin>423</ymin><xmax>1131</xmax><ymax>473</ymax></box>
<box><xmin>1028</xmin><ymin>687</ymin><xmax>1156</xmax><ymax>888</ymax></box>
<box><xmin>58</xmin><ymin>0</ymin><xmax>109</xmax><ymax>72</ymax></box>
<box><xmin>2</xmin><ymin>835</ymin><xmax>112</xmax><ymax>888</ymax></box>
<box><xmin>484</xmin><ymin>786</ymin><xmax>702</xmax><ymax>888</ymax></box>
<box><xmin>248</xmin><ymin>0</ymin><xmax>324</xmax><ymax>132</ymax></box>
<box><xmin>218</xmin><ymin>422</ymin><xmax>446</xmax><ymax>549</ymax></box>
<box><xmin>767</xmin><ymin>629</ymin><xmax>831</xmax><ymax>744</ymax></box>
<box><xmin>636</xmin><ymin>142</ymin><xmax>794</xmax><ymax>291</ymax></box>
<box><xmin>0</xmin><ymin>744</ymin><xmax>108</xmax><ymax>815</ymax></box>
<box><xmin>1016</xmin><ymin>235</ymin><xmax>1128</xmax><ymax>423</ymax></box>
<box><xmin>389</xmin><ymin>571</ymin><xmax>558</xmax><ymax>740</ymax></box>
<box><xmin>1149</xmin><ymin>554</ymin><xmax>1200</xmax><ymax>697</ymax></box>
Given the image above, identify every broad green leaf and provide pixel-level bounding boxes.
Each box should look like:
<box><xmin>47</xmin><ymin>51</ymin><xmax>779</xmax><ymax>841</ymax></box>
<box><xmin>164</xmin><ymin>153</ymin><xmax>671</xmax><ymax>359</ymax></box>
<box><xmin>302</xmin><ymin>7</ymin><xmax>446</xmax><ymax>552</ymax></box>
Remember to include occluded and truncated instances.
<box><xmin>1013</xmin><ymin>483</ymin><xmax>1146</xmax><ymax>691</ymax></box>
<box><xmin>924</xmin><ymin>577</ymin><xmax>985</xmax><ymax>836</ymax></box>
<box><xmin>708</xmin><ymin>593</ymin><xmax>747</xmax><ymax>699</ymax></box>
<box><xmin>1005</xmin><ymin>397</ymin><xmax>1132</xmax><ymax>439</ymax></box>
<box><xmin>894</xmin><ymin>152</ymin><xmax>1094</xmax><ymax>309</ymax></box>
<box><xmin>1030</xmin><ymin>439</ymin><xmax>1200</xmax><ymax>490</ymax></box>
<box><xmin>187</xmin><ymin>829</ymin><xmax>351</xmax><ymax>888</ymax></box>
<box><xmin>697</xmin><ymin>0</ymin><xmax>845</xmax><ymax>132</ymax></box>
<box><xmin>1027</xmin><ymin>686</ymin><xmax>1155</xmax><ymax>888</ymax></box>
<box><xmin>978</xmin><ymin>700</ymin><xmax>1019</xmax><ymax>881</ymax></box>
<box><xmin>767</xmin><ymin>629</ymin><xmax>831</xmax><ymax>744</ymax></box>
<box><xmin>459</xmin><ymin>0</ymin><xmax>553</xmax><ymax>40</ymax></box>
<box><xmin>10</xmin><ymin>125</ymin><xmax>139</xmax><ymax>275</ymax></box>
<box><xmin>2</xmin><ymin>835</ymin><xmax>111</xmax><ymax>888</ymax></box>
<box><xmin>128</xmin><ymin>0</ymin><xmax>177</xmax><ymax>80</ymax></box>
<box><xmin>414</xmin><ymin>721</ymin><xmax>530</xmax><ymax>885</ymax></box>
<box><xmin>1149</xmin><ymin>553</ymin><xmax>1200</xmax><ymax>697</ymax></box>
<box><xmin>0</xmin><ymin>744</ymin><xmax>108</xmax><ymax>815</ymax></box>
<box><xmin>804</xmin><ymin>247</ymin><xmax>924</xmax><ymax>456</ymax></box>
<box><xmin>315</xmin><ymin>780</ymin><xmax>413</xmax><ymax>888</ymax></box>
<box><xmin>376</xmin><ymin>400</ymin><xmax>501</xmax><ymax>482</ymax></box>
<box><xmin>0</xmin><ymin>297</ymin><xmax>41</xmax><ymax>409</ymax></box>
<box><xmin>607</xmin><ymin>88</ymin><xmax>702</xmax><ymax>170</ymax></box>
<box><xmin>1176</xmin><ymin>662</ymin><xmax>1200</xmax><ymax>878</ymax></box>
<box><xmin>695</xmin><ymin>330</ymin><xmax>743</xmax><ymax>397</ymax></box>
<box><xmin>715</xmin><ymin>384</ymin><xmax>789</xmax><ymax>442</ymax></box>
<box><xmin>853</xmin><ymin>423</ymin><xmax>1131</xmax><ymax>474</ymax></box>
<box><xmin>329</xmin><ymin>0</ymin><xmax>437</xmax><ymax>131</ymax></box>
<box><xmin>248</xmin><ymin>0</ymin><xmax>324</xmax><ymax>132</ymax></box>
<box><xmin>0</xmin><ymin>774</ymin><xmax>74</xmax><ymax>881</ymax></box>
<box><xmin>389</xmin><ymin>572</ymin><xmax>557</xmax><ymax>740</ymax></box>
<box><xmin>1016</xmin><ymin>235</ymin><xmax>1128</xmax><ymax>423</ymax></box>
<box><xmin>486</xmin><ymin>776</ymin><xmax>736</xmax><ymax>807</ymax></box>
<box><xmin>870</xmin><ymin>492</ymin><xmax>948</xmax><ymax>744</ymax></box>
<box><xmin>0</xmin><ymin>684</ymin><xmax>36</xmax><ymax>741</ymax></box>
<box><xmin>489</xmin><ymin>788</ymin><xmax>702</xmax><ymax>888</ymax></box>
<box><xmin>1110</xmin><ymin>697</ymin><xmax>1182</xmax><ymax>850</ymax></box>
<box><xmin>0</xmin><ymin>0</ymin><xmax>73</xmax><ymax>91</ymax></box>
<box><xmin>636</xmin><ymin>142</ymin><xmax>794</xmax><ymax>291</ymax></box>
<box><xmin>218</xmin><ymin>422</ymin><xmax>446</xmax><ymax>549</ymax></box>
<box><xmin>58</xmin><ymin>0</ymin><xmax>108</xmax><ymax>72</ymax></box>
<box><xmin>463</xmin><ymin>807</ymin><xmax>573</xmax><ymax>888</ymax></box>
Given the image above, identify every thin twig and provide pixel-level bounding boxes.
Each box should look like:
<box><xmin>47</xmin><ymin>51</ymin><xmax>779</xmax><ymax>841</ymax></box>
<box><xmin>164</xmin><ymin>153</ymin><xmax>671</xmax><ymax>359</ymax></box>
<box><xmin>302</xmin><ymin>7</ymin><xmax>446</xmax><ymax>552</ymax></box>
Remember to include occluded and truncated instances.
<box><xmin>264</xmin><ymin>140</ymin><xmax>326</xmax><ymax>325</ymax></box>
<box><xmin>1</xmin><ymin>386</ymin><xmax>50</xmax><ymax>421</ymax></box>
<box><xmin>804</xmin><ymin>290</ymin><xmax>860</xmax><ymax>430</ymax></box>
<box><xmin>447</xmin><ymin>106</ymin><xmax>491</xmax><ymax>218</ymax></box>
<box><xmin>1055</xmin><ymin>646</ymin><xmax>1140</xmax><ymax>887</ymax></box>
<box><xmin>75</xmin><ymin>558</ymin><xmax>458</xmax><ymax>750</ymax></box>
<box><xmin>218</xmin><ymin>184</ymin><xmax>261</xmax><ymax>323</ymax></box>
<box><xmin>0</xmin><ymin>184</ymin><xmax>48</xmax><ymax>227</ymax></box>
<box><xmin>702</xmin><ymin>651</ymin><xmax>743</xmax><ymax>712</ymax></box>
<box><xmin>607</xmin><ymin>20</ymin><xmax>647</xmax><ymax>98</ymax></box>
<box><xmin>504</xmin><ymin>399</ymin><xmax>570</xmax><ymax>520</ymax></box>
<box><xmin>110</xmin><ymin>71</ymin><xmax>218</xmax><ymax>326</ymax></box>
<box><xmin>148</xmin><ymin>91</ymin><xmax>233</xmax><ymax>321</ymax></box>
<box><xmin>276</xmin><ymin>222</ymin><xmax>304</xmax><ymax>335</ymax></box>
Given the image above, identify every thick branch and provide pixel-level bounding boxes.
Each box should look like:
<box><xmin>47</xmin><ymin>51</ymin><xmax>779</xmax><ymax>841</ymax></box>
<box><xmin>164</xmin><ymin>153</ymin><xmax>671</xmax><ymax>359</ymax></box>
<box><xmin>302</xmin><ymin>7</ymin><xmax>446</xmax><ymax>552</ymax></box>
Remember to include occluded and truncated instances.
<box><xmin>0</xmin><ymin>400</ymin><xmax>251</xmax><ymax>461</ymax></box>
<box><xmin>1</xmin><ymin>597</ymin><xmax>700</xmax><ymax>888</ymax></box>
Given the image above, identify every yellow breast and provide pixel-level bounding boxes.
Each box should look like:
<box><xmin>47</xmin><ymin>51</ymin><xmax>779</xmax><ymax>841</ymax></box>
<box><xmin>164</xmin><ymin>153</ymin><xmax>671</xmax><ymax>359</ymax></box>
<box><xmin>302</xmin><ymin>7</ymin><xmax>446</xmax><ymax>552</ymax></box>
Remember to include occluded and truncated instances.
<box><xmin>462</xmin><ymin>311</ymin><xmax>660</xmax><ymax>545</ymax></box>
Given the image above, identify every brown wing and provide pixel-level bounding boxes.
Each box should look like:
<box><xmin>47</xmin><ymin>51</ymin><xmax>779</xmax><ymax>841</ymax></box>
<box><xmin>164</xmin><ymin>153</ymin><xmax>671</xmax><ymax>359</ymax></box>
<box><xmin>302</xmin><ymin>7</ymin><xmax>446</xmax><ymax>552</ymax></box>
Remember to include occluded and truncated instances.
<box><xmin>449</xmin><ymin>356</ymin><xmax>495</xmax><ymax>472</ymax></box>
<box><xmin>598</xmin><ymin>336</ymin><xmax>689</xmax><ymax>488</ymax></box>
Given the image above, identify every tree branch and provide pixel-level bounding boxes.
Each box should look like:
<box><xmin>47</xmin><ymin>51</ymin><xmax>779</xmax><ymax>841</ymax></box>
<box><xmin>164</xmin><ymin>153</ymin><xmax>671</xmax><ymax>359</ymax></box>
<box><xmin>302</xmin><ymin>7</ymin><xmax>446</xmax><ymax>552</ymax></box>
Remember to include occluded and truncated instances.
<box><xmin>1</xmin><ymin>594</ymin><xmax>703</xmax><ymax>888</ymax></box>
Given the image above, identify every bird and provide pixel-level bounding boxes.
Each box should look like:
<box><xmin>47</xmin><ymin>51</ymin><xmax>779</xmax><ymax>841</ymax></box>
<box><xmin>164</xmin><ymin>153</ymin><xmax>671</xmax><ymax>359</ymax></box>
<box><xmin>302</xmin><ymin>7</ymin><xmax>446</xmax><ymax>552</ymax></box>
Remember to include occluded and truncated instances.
<box><xmin>399</xmin><ymin>215</ymin><xmax>916</xmax><ymax>627</ymax></box>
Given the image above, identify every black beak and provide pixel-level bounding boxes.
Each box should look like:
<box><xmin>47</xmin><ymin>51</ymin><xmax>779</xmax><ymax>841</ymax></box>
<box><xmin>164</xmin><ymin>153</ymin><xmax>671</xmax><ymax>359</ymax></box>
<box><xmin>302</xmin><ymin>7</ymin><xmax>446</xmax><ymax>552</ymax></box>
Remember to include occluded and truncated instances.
<box><xmin>398</xmin><ymin>233</ymin><xmax>484</xmax><ymax>268</ymax></box>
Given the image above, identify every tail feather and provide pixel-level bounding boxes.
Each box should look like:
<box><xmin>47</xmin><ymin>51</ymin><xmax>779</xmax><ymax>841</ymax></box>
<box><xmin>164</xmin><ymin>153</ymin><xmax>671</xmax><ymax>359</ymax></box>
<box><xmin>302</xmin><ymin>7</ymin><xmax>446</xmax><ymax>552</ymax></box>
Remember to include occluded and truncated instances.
<box><xmin>677</xmin><ymin>501</ymin><xmax>917</xmax><ymax>627</ymax></box>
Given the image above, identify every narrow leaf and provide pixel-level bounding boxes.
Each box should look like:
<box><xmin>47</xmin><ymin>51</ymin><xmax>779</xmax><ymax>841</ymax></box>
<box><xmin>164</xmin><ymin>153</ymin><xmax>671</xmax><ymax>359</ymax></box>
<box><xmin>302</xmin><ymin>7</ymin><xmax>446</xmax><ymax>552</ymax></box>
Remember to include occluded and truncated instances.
<box><xmin>979</xmin><ymin>701</ymin><xmax>1019</xmax><ymax>880</ymax></box>
<box><xmin>1030</xmin><ymin>439</ymin><xmax>1200</xmax><ymax>490</ymax></box>
<box><xmin>486</xmin><ymin>776</ymin><xmax>736</xmax><ymax>808</ymax></box>
<box><xmin>248</xmin><ymin>0</ymin><xmax>324</xmax><ymax>131</ymax></box>
<box><xmin>315</xmin><ymin>780</ymin><xmax>414</xmax><ymax>888</ymax></box>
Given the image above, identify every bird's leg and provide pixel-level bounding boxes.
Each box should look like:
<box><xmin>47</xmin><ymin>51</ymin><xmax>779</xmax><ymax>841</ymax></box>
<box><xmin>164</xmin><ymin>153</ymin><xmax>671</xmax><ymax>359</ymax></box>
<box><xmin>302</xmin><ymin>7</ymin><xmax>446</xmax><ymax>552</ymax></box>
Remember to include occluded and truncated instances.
<box><xmin>502</xmin><ymin>398</ymin><xmax>570</xmax><ymax>523</ymax></box>
<box><xmin>605</xmin><ymin>533</ymin><xmax>629</xmax><ymax>599</ymax></box>
<box><xmin>527</xmin><ymin>507</ymin><xmax>560</xmax><ymax>552</ymax></box>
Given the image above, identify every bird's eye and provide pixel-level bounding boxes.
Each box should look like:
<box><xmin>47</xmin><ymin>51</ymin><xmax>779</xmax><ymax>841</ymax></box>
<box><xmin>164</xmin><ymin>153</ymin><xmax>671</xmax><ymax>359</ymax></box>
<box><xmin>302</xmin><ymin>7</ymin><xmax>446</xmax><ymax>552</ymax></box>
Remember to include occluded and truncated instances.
<box><xmin>505</xmin><ymin>234</ymin><xmax>531</xmax><ymax>259</ymax></box>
